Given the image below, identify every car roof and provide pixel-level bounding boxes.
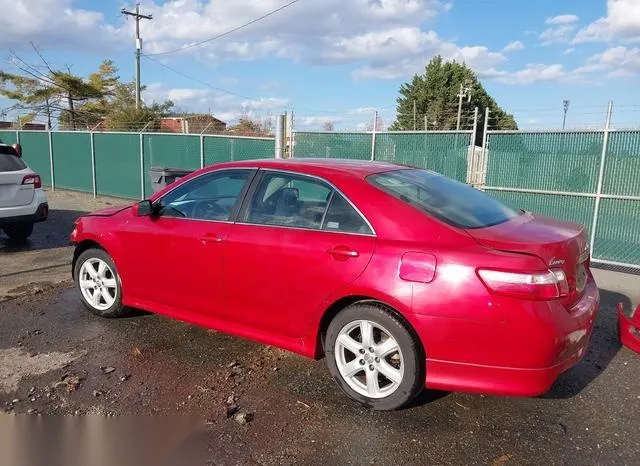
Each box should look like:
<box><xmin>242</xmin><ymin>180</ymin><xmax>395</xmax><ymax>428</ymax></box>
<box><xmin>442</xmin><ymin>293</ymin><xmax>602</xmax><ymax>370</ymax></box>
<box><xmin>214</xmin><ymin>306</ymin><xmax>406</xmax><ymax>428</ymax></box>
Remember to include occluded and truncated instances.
<box><xmin>209</xmin><ymin>158</ymin><xmax>405</xmax><ymax>178</ymax></box>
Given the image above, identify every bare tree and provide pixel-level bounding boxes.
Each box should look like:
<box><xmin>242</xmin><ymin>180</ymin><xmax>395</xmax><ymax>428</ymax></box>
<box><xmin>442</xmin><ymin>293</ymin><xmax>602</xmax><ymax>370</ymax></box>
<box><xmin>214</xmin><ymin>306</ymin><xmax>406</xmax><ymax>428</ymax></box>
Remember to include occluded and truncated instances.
<box><xmin>323</xmin><ymin>121</ymin><xmax>335</xmax><ymax>131</ymax></box>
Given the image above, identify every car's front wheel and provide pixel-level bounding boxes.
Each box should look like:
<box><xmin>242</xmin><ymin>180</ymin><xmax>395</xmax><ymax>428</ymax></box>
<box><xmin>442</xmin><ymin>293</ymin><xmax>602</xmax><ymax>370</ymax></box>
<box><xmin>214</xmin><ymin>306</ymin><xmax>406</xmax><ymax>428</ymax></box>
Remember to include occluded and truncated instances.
<box><xmin>325</xmin><ymin>303</ymin><xmax>425</xmax><ymax>410</ymax></box>
<box><xmin>3</xmin><ymin>223</ymin><xmax>34</xmax><ymax>241</ymax></box>
<box><xmin>74</xmin><ymin>248</ymin><xmax>128</xmax><ymax>318</ymax></box>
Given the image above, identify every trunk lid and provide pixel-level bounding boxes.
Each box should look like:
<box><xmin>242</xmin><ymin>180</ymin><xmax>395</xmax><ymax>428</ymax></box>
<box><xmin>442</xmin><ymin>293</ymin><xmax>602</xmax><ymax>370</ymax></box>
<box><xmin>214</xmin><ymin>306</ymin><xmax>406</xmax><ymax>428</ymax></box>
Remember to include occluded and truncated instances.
<box><xmin>467</xmin><ymin>212</ymin><xmax>590</xmax><ymax>307</ymax></box>
<box><xmin>0</xmin><ymin>168</ymin><xmax>35</xmax><ymax>208</ymax></box>
<box><xmin>0</xmin><ymin>147</ymin><xmax>34</xmax><ymax>208</ymax></box>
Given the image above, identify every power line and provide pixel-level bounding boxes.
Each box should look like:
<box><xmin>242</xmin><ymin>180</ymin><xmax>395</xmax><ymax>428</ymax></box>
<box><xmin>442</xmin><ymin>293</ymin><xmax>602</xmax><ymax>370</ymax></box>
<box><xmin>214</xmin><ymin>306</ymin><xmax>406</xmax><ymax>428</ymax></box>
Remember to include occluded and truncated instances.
<box><xmin>142</xmin><ymin>54</ymin><xmax>388</xmax><ymax>115</ymax></box>
<box><xmin>145</xmin><ymin>0</ymin><xmax>300</xmax><ymax>57</ymax></box>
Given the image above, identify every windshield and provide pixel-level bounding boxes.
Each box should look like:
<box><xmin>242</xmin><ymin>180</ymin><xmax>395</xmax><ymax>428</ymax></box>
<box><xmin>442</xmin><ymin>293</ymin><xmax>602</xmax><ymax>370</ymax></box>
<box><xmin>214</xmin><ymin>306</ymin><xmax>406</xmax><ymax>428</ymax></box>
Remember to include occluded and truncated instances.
<box><xmin>368</xmin><ymin>169</ymin><xmax>522</xmax><ymax>229</ymax></box>
<box><xmin>0</xmin><ymin>146</ymin><xmax>27</xmax><ymax>172</ymax></box>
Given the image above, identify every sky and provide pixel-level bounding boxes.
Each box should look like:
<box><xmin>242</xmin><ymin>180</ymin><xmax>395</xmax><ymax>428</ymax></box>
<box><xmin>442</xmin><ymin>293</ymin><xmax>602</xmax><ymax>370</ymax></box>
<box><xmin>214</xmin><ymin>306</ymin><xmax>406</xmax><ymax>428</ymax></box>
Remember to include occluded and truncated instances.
<box><xmin>0</xmin><ymin>0</ymin><xmax>639</xmax><ymax>130</ymax></box>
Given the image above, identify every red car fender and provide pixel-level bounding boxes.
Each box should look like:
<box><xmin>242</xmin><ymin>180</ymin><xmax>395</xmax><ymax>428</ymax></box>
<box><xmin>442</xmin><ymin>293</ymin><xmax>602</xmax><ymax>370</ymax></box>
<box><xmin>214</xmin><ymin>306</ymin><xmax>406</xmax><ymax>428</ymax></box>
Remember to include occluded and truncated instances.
<box><xmin>618</xmin><ymin>302</ymin><xmax>640</xmax><ymax>354</ymax></box>
<box><xmin>73</xmin><ymin>229</ymin><xmax>126</xmax><ymax>282</ymax></box>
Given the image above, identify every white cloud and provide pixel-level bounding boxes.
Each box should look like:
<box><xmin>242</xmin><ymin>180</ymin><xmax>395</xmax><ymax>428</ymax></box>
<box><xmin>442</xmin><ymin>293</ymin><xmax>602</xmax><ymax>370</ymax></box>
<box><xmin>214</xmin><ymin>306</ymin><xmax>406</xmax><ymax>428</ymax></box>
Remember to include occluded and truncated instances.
<box><xmin>546</xmin><ymin>15</ymin><xmax>579</xmax><ymax>25</ymax></box>
<box><xmin>540</xmin><ymin>24</ymin><xmax>578</xmax><ymax>45</ymax></box>
<box><xmin>502</xmin><ymin>41</ymin><xmax>524</xmax><ymax>53</ymax></box>
<box><xmin>298</xmin><ymin>116</ymin><xmax>344</xmax><ymax>128</ymax></box>
<box><xmin>585</xmin><ymin>46</ymin><xmax>640</xmax><ymax>76</ymax></box>
<box><xmin>564</xmin><ymin>47</ymin><xmax>576</xmax><ymax>54</ymax></box>
<box><xmin>0</xmin><ymin>0</ymin><xmax>125</xmax><ymax>51</ymax></box>
<box><xmin>142</xmin><ymin>83</ymin><xmax>290</xmax><ymax>123</ymax></box>
<box><xmin>336</xmin><ymin>28</ymin><xmax>506</xmax><ymax>80</ymax></box>
<box><xmin>574</xmin><ymin>0</ymin><xmax>640</xmax><ymax>43</ymax></box>
<box><xmin>481</xmin><ymin>64</ymin><xmax>586</xmax><ymax>85</ymax></box>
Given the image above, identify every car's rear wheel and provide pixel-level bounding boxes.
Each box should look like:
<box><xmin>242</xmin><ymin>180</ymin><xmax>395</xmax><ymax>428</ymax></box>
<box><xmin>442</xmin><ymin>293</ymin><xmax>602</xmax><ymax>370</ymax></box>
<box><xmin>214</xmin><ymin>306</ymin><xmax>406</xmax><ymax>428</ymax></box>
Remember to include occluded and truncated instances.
<box><xmin>74</xmin><ymin>248</ymin><xmax>127</xmax><ymax>318</ymax></box>
<box><xmin>3</xmin><ymin>223</ymin><xmax>34</xmax><ymax>241</ymax></box>
<box><xmin>325</xmin><ymin>302</ymin><xmax>425</xmax><ymax>410</ymax></box>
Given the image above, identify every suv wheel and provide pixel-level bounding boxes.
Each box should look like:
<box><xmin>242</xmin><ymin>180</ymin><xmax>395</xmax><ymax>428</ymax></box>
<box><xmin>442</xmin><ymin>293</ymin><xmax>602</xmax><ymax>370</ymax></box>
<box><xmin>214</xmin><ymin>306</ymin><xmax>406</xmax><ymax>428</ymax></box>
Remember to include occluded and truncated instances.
<box><xmin>3</xmin><ymin>223</ymin><xmax>34</xmax><ymax>241</ymax></box>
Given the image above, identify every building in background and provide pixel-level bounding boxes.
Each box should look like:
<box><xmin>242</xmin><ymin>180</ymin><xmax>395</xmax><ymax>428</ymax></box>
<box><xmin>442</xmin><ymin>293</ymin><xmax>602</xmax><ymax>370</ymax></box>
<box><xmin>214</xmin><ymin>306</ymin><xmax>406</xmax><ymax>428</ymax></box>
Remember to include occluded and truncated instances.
<box><xmin>0</xmin><ymin>121</ymin><xmax>46</xmax><ymax>130</ymax></box>
<box><xmin>159</xmin><ymin>114</ymin><xmax>227</xmax><ymax>134</ymax></box>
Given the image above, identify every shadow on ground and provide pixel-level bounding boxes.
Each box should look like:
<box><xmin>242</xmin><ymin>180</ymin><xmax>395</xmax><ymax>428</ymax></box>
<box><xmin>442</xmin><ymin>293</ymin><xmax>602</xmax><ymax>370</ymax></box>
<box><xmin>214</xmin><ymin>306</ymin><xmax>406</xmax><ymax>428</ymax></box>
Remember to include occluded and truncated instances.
<box><xmin>0</xmin><ymin>209</ymin><xmax>87</xmax><ymax>253</ymax></box>
<box><xmin>544</xmin><ymin>288</ymin><xmax>628</xmax><ymax>399</ymax></box>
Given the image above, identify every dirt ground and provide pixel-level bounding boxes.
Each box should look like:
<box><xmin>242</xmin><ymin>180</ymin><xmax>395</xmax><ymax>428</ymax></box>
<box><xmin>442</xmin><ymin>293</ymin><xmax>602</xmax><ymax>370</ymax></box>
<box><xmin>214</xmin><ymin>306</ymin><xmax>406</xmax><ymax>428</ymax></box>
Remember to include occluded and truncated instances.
<box><xmin>0</xmin><ymin>190</ymin><xmax>639</xmax><ymax>465</ymax></box>
<box><xmin>0</xmin><ymin>189</ymin><xmax>128</xmax><ymax>301</ymax></box>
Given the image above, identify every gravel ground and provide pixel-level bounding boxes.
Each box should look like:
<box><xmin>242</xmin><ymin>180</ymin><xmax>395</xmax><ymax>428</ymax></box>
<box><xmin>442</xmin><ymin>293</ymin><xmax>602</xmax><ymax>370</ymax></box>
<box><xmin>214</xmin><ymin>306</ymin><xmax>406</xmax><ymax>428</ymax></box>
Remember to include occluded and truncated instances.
<box><xmin>0</xmin><ymin>281</ymin><xmax>638</xmax><ymax>465</ymax></box>
<box><xmin>1</xmin><ymin>189</ymin><xmax>639</xmax><ymax>465</ymax></box>
<box><xmin>0</xmin><ymin>189</ymin><xmax>129</xmax><ymax>300</ymax></box>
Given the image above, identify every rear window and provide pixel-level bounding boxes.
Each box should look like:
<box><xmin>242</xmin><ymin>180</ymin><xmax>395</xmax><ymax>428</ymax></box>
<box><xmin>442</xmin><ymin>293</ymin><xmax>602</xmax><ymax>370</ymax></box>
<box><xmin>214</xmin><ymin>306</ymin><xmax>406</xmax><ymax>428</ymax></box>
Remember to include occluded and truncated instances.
<box><xmin>0</xmin><ymin>146</ymin><xmax>27</xmax><ymax>172</ymax></box>
<box><xmin>368</xmin><ymin>169</ymin><xmax>522</xmax><ymax>229</ymax></box>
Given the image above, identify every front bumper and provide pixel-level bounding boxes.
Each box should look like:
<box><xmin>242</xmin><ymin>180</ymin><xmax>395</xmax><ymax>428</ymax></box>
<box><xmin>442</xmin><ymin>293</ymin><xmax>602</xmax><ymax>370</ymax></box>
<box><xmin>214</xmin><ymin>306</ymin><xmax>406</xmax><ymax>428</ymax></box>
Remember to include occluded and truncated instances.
<box><xmin>424</xmin><ymin>279</ymin><xmax>600</xmax><ymax>397</ymax></box>
<box><xmin>0</xmin><ymin>202</ymin><xmax>48</xmax><ymax>226</ymax></box>
<box><xmin>618</xmin><ymin>303</ymin><xmax>640</xmax><ymax>354</ymax></box>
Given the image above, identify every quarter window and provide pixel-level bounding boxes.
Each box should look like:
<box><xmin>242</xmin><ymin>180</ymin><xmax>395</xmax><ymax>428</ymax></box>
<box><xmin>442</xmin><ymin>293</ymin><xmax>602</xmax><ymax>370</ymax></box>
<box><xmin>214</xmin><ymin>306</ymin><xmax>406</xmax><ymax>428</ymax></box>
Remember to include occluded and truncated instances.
<box><xmin>158</xmin><ymin>170</ymin><xmax>250</xmax><ymax>221</ymax></box>
<box><xmin>322</xmin><ymin>193</ymin><xmax>373</xmax><ymax>235</ymax></box>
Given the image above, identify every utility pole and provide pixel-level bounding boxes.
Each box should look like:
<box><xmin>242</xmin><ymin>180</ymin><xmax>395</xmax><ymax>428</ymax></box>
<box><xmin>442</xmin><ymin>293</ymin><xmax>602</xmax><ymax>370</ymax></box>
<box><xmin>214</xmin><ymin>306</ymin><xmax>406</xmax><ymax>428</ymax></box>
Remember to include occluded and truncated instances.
<box><xmin>562</xmin><ymin>99</ymin><xmax>570</xmax><ymax>130</ymax></box>
<box><xmin>121</xmin><ymin>3</ymin><xmax>153</xmax><ymax>109</ymax></box>
<box><xmin>457</xmin><ymin>81</ymin><xmax>472</xmax><ymax>131</ymax></box>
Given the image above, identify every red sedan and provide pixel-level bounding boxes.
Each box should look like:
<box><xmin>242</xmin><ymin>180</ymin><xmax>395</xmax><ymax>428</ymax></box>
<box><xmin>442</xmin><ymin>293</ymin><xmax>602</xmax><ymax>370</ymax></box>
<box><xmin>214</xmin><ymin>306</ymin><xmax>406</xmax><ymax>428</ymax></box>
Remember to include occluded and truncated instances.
<box><xmin>70</xmin><ymin>159</ymin><xmax>599</xmax><ymax>410</ymax></box>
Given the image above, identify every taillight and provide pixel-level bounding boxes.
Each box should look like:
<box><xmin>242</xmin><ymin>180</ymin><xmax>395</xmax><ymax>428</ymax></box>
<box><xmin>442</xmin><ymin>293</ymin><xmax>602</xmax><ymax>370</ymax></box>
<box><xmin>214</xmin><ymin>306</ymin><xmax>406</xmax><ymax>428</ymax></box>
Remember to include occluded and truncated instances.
<box><xmin>22</xmin><ymin>174</ymin><xmax>41</xmax><ymax>189</ymax></box>
<box><xmin>477</xmin><ymin>269</ymin><xmax>562</xmax><ymax>301</ymax></box>
<box><xmin>551</xmin><ymin>269</ymin><xmax>570</xmax><ymax>297</ymax></box>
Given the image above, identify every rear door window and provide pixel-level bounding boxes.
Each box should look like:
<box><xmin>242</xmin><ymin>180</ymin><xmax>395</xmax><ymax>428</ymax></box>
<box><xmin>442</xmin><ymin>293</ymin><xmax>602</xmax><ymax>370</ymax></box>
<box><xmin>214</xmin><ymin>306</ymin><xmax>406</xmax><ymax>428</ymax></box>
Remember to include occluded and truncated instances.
<box><xmin>246</xmin><ymin>172</ymin><xmax>332</xmax><ymax>229</ymax></box>
<box><xmin>368</xmin><ymin>169</ymin><xmax>522</xmax><ymax>229</ymax></box>
<box><xmin>0</xmin><ymin>146</ymin><xmax>27</xmax><ymax>172</ymax></box>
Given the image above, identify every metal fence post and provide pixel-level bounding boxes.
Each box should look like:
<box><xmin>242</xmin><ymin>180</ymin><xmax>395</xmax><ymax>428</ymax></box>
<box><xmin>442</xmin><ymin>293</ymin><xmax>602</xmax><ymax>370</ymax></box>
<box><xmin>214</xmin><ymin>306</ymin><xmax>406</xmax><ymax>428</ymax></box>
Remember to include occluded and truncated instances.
<box><xmin>139</xmin><ymin>133</ymin><xmax>145</xmax><ymax>200</ymax></box>
<box><xmin>48</xmin><ymin>131</ymin><xmax>55</xmax><ymax>191</ymax></box>
<box><xmin>275</xmin><ymin>114</ymin><xmax>285</xmax><ymax>159</ymax></box>
<box><xmin>468</xmin><ymin>107</ymin><xmax>479</xmax><ymax>184</ymax></box>
<box><xmin>479</xmin><ymin>108</ymin><xmax>490</xmax><ymax>188</ymax></box>
<box><xmin>200</xmin><ymin>135</ymin><xmax>205</xmax><ymax>169</ymax></box>
<box><xmin>370</xmin><ymin>110</ymin><xmax>378</xmax><ymax>161</ymax></box>
<box><xmin>589</xmin><ymin>101</ymin><xmax>614</xmax><ymax>258</ymax></box>
<box><xmin>15</xmin><ymin>130</ymin><xmax>20</xmax><ymax>145</ymax></box>
<box><xmin>90</xmin><ymin>132</ymin><xmax>97</xmax><ymax>198</ymax></box>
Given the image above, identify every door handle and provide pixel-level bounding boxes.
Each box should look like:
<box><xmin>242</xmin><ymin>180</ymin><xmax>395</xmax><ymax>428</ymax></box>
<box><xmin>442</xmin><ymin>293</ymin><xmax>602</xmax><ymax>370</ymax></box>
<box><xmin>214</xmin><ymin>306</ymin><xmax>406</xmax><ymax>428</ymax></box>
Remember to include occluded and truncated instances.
<box><xmin>199</xmin><ymin>234</ymin><xmax>223</xmax><ymax>244</ymax></box>
<box><xmin>326</xmin><ymin>247</ymin><xmax>359</xmax><ymax>258</ymax></box>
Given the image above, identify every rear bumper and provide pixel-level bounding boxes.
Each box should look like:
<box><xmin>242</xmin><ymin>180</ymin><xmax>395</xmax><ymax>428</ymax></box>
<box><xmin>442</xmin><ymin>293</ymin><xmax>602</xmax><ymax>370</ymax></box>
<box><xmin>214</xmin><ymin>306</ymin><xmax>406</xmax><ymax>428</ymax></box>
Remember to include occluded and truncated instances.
<box><xmin>0</xmin><ymin>202</ymin><xmax>48</xmax><ymax>225</ymax></box>
<box><xmin>423</xmin><ymin>279</ymin><xmax>600</xmax><ymax>397</ymax></box>
<box><xmin>618</xmin><ymin>303</ymin><xmax>640</xmax><ymax>354</ymax></box>
<box><xmin>0</xmin><ymin>188</ymin><xmax>48</xmax><ymax>224</ymax></box>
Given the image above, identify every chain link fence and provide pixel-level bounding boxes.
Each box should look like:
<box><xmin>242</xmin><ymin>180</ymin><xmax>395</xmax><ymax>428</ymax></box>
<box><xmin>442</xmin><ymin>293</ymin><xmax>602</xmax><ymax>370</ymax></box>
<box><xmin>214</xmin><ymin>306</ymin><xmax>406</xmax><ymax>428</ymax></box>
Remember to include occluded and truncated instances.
<box><xmin>0</xmin><ymin>130</ymin><xmax>274</xmax><ymax>199</ymax></box>
<box><xmin>483</xmin><ymin>130</ymin><xmax>640</xmax><ymax>270</ymax></box>
<box><xmin>293</xmin><ymin>130</ymin><xmax>473</xmax><ymax>183</ymax></box>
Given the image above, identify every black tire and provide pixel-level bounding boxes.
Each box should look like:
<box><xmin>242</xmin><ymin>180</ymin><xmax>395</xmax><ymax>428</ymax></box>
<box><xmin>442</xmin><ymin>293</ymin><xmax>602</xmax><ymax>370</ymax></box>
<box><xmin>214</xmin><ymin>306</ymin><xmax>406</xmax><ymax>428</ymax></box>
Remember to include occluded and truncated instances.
<box><xmin>73</xmin><ymin>248</ymin><xmax>128</xmax><ymax>318</ymax></box>
<box><xmin>3</xmin><ymin>223</ymin><xmax>34</xmax><ymax>241</ymax></box>
<box><xmin>325</xmin><ymin>302</ymin><xmax>425</xmax><ymax>411</ymax></box>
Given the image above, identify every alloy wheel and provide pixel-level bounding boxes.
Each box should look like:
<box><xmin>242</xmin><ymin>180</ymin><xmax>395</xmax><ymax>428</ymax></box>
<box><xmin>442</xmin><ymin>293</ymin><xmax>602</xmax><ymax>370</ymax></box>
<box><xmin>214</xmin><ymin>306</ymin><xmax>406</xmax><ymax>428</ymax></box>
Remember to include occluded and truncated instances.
<box><xmin>78</xmin><ymin>258</ymin><xmax>118</xmax><ymax>311</ymax></box>
<box><xmin>334</xmin><ymin>319</ymin><xmax>404</xmax><ymax>399</ymax></box>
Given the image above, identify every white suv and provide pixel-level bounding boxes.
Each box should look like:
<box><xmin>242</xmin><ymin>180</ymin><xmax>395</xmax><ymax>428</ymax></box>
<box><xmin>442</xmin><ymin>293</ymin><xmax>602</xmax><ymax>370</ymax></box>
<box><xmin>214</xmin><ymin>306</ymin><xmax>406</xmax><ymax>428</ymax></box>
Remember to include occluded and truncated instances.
<box><xmin>0</xmin><ymin>143</ymin><xmax>48</xmax><ymax>240</ymax></box>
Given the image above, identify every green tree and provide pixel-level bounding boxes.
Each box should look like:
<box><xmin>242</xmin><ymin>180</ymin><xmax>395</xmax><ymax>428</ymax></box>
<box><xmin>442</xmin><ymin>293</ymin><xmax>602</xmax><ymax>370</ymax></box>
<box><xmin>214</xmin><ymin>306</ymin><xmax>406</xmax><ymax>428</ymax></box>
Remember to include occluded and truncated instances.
<box><xmin>390</xmin><ymin>56</ymin><xmax>517</xmax><ymax>144</ymax></box>
<box><xmin>101</xmin><ymin>81</ymin><xmax>173</xmax><ymax>131</ymax></box>
<box><xmin>1</xmin><ymin>48</ymin><xmax>172</xmax><ymax>131</ymax></box>
<box><xmin>0</xmin><ymin>70</ymin><xmax>58</xmax><ymax>128</ymax></box>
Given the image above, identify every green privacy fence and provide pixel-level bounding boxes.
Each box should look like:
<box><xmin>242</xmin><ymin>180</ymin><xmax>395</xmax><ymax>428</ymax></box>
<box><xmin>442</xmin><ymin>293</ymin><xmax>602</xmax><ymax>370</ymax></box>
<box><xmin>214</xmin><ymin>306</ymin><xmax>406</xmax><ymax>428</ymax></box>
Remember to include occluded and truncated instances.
<box><xmin>484</xmin><ymin>130</ymin><xmax>640</xmax><ymax>269</ymax></box>
<box><xmin>1</xmin><ymin>130</ymin><xmax>274</xmax><ymax>199</ymax></box>
<box><xmin>293</xmin><ymin>131</ymin><xmax>473</xmax><ymax>182</ymax></box>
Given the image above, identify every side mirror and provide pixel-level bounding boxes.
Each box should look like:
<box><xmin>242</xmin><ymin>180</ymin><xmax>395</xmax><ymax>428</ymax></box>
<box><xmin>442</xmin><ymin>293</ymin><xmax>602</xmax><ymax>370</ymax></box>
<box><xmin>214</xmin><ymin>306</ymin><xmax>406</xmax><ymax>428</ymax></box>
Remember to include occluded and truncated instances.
<box><xmin>12</xmin><ymin>143</ymin><xmax>22</xmax><ymax>158</ymax></box>
<box><xmin>134</xmin><ymin>200</ymin><xmax>154</xmax><ymax>217</ymax></box>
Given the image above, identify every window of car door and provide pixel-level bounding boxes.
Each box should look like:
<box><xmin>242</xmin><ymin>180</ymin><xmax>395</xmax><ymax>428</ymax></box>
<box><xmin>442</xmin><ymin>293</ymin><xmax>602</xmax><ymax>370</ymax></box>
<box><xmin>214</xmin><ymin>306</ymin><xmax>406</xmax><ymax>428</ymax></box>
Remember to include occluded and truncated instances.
<box><xmin>242</xmin><ymin>171</ymin><xmax>374</xmax><ymax>235</ymax></box>
<box><xmin>156</xmin><ymin>169</ymin><xmax>252</xmax><ymax>222</ymax></box>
